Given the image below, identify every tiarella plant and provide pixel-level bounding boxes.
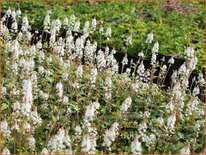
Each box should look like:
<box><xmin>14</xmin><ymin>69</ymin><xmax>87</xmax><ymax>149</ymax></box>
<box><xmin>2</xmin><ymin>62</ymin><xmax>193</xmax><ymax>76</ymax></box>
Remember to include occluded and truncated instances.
<box><xmin>1</xmin><ymin>7</ymin><xmax>205</xmax><ymax>154</ymax></box>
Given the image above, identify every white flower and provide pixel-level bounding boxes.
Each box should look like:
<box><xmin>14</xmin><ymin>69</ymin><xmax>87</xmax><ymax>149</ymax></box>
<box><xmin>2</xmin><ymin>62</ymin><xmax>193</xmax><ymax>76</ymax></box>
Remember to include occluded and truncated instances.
<box><xmin>97</xmin><ymin>50</ymin><xmax>106</xmax><ymax>70</ymax></box>
<box><xmin>166</xmin><ymin>101</ymin><xmax>175</xmax><ymax>112</ymax></box>
<box><xmin>125</xmin><ymin>68</ymin><xmax>131</xmax><ymax>76</ymax></box>
<box><xmin>81</xmin><ymin>134</ymin><xmax>91</xmax><ymax>153</ymax></box>
<box><xmin>168</xmin><ymin>57</ymin><xmax>175</xmax><ymax>64</ymax></box>
<box><xmin>144</xmin><ymin>110</ymin><xmax>150</xmax><ymax>118</ymax></box>
<box><xmin>91</xmin><ymin>18</ymin><xmax>97</xmax><ymax>30</ymax></box>
<box><xmin>104</xmin><ymin>76</ymin><xmax>112</xmax><ymax>99</ymax></box>
<box><xmin>76</xmin><ymin>65</ymin><xmax>83</xmax><ymax>78</ymax></box>
<box><xmin>2</xmin><ymin>25</ymin><xmax>10</xmax><ymax>39</ymax></box>
<box><xmin>151</xmin><ymin>52</ymin><xmax>157</xmax><ymax>65</ymax></box>
<box><xmin>28</xmin><ymin>136</ymin><xmax>36</xmax><ymax>148</ymax></box>
<box><xmin>188</xmin><ymin>56</ymin><xmax>197</xmax><ymax>71</ymax></box>
<box><xmin>72</xmin><ymin>81</ymin><xmax>79</xmax><ymax>89</ymax></box>
<box><xmin>64</xmin><ymin>135</ymin><xmax>73</xmax><ymax>154</ymax></box>
<box><xmin>11</xmin><ymin>62</ymin><xmax>18</xmax><ymax>74</ymax></box>
<box><xmin>157</xmin><ymin>116</ymin><xmax>164</xmax><ymax>126</ymax></box>
<box><xmin>131</xmin><ymin>135</ymin><xmax>142</xmax><ymax>154</ymax></box>
<box><xmin>69</xmin><ymin>14</ymin><xmax>76</xmax><ymax>29</ymax></box>
<box><xmin>63</xmin><ymin>17</ymin><xmax>69</xmax><ymax>27</ymax></box>
<box><xmin>122</xmin><ymin>54</ymin><xmax>128</xmax><ymax>66</ymax></box>
<box><xmin>2</xmin><ymin>148</ymin><xmax>10</xmax><ymax>154</ymax></box>
<box><xmin>22</xmin><ymin>79</ymin><xmax>33</xmax><ymax>107</ymax></box>
<box><xmin>23</xmin><ymin>122</ymin><xmax>31</xmax><ymax>132</ymax></box>
<box><xmin>186</xmin><ymin>98</ymin><xmax>199</xmax><ymax>116</ymax></box>
<box><xmin>38</xmin><ymin>50</ymin><xmax>45</xmax><ymax>62</ymax></box>
<box><xmin>146</xmin><ymin>32</ymin><xmax>153</xmax><ymax>44</ymax></box>
<box><xmin>49</xmin><ymin>28</ymin><xmax>56</xmax><ymax>45</ymax></box>
<box><xmin>152</xmin><ymin>41</ymin><xmax>159</xmax><ymax>54</ymax></box>
<box><xmin>84</xmin><ymin>101</ymin><xmax>100</xmax><ymax>122</ymax></box>
<box><xmin>75</xmin><ymin>37</ymin><xmax>84</xmax><ymax>58</ymax></box>
<box><xmin>81</xmin><ymin>133</ymin><xmax>96</xmax><ymax>154</ymax></box>
<box><xmin>136</xmin><ymin>61</ymin><xmax>146</xmax><ymax>81</ymax></box>
<box><xmin>13</xmin><ymin>101</ymin><xmax>21</xmax><ymax>111</ymax></box>
<box><xmin>54</xmin><ymin>18</ymin><xmax>62</xmax><ymax>32</ymax></box>
<box><xmin>6</xmin><ymin>7</ymin><xmax>11</xmax><ymax>17</ymax></box>
<box><xmin>106</xmin><ymin>26</ymin><xmax>112</xmax><ymax>39</ymax></box>
<box><xmin>43</xmin><ymin>12</ymin><xmax>51</xmax><ymax>30</ymax></box>
<box><xmin>99</xmin><ymin>25</ymin><xmax>104</xmax><ymax>34</ymax></box>
<box><xmin>36</xmin><ymin>41</ymin><xmax>42</xmax><ymax>49</ymax></box>
<box><xmin>47</xmin><ymin>128</ymin><xmax>72</xmax><ymax>154</ymax></box>
<box><xmin>75</xmin><ymin>125</ymin><xmax>82</xmax><ymax>137</ymax></box>
<box><xmin>74</xmin><ymin>20</ymin><xmax>80</xmax><ymax>32</ymax></box>
<box><xmin>90</xmin><ymin>67</ymin><xmax>98</xmax><ymax>84</ymax></box>
<box><xmin>178</xmin><ymin>63</ymin><xmax>187</xmax><ymax>75</ymax></box>
<box><xmin>194</xmin><ymin>121</ymin><xmax>201</xmax><ymax>131</ymax></box>
<box><xmin>103</xmin><ymin>122</ymin><xmax>119</xmax><ymax>147</ymax></box>
<box><xmin>63</xmin><ymin>96</ymin><xmax>69</xmax><ymax>104</ymax></box>
<box><xmin>2</xmin><ymin>86</ymin><xmax>6</xmax><ymax>95</ymax></box>
<box><xmin>21</xmin><ymin>16</ymin><xmax>29</xmax><ymax>32</ymax></box>
<box><xmin>167</xmin><ymin>114</ymin><xmax>176</xmax><ymax>132</ymax></box>
<box><xmin>142</xmin><ymin>133</ymin><xmax>156</xmax><ymax>148</ymax></box>
<box><xmin>2</xmin><ymin>15</ymin><xmax>6</xmax><ymax>23</ymax></box>
<box><xmin>185</xmin><ymin>46</ymin><xmax>194</xmax><ymax>59</ymax></box>
<box><xmin>126</xmin><ymin>35</ymin><xmax>133</xmax><ymax>45</ymax></box>
<box><xmin>120</xmin><ymin>96</ymin><xmax>132</xmax><ymax>113</ymax></box>
<box><xmin>180</xmin><ymin>143</ymin><xmax>190</xmax><ymax>154</ymax></box>
<box><xmin>172</xmin><ymin>80</ymin><xmax>184</xmax><ymax>100</ymax></box>
<box><xmin>62</xmin><ymin>72</ymin><xmax>68</xmax><ymax>81</ymax></box>
<box><xmin>93</xmin><ymin>101</ymin><xmax>100</xmax><ymax>110</ymax></box>
<box><xmin>41</xmin><ymin>148</ymin><xmax>49</xmax><ymax>154</ymax></box>
<box><xmin>1</xmin><ymin>120</ymin><xmax>11</xmax><ymax>136</ymax></box>
<box><xmin>30</xmin><ymin>109</ymin><xmax>42</xmax><ymax>126</ymax></box>
<box><xmin>38</xmin><ymin>66</ymin><xmax>45</xmax><ymax>75</ymax></box>
<box><xmin>138</xmin><ymin>51</ymin><xmax>144</xmax><ymax>58</ymax></box>
<box><xmin>197</xmin><ymin>73</ymin><xmax>205</xmax><ymax>86</ymax></box>
<box><xmin>66</xmin><ymin>35</ymin><xmax>74</xmax><ymax>50</ymax></box>
<box><xmin>11</xmin><ymin>20</ymin><xmax>18</xmax><ymax>32</ymax></box>
<box><xmin>138</xmin><ymin>121</ymin><xmax>147</xmax><ymax>135</ymax></box>
<box><xmin>43</xmin><ymin>92</ymin><xmax>49</xmax><ymax>100</ymax></box>
<box><xmin>11</xmin><ymin>10</ymin><xmax>16</xmax><ymax>19</ymax></box>
<box><xmin>16</xmin><ymin>8</ymin><xmax>21</xmax><ymax>16</ymax></box>
<box><xmin>83</xmin><ymin>21</ymin><xmax>90</xmax><ymax>33</ymax></box>
<box><xmin>193</xmin><ymin>86</ymin><xmax>200</xmax><ymax>96</ymax></box>
<box><xmin>56</xmin><ymin>81</ymin><xmax>64</xmax><ymax>99</ymax></box>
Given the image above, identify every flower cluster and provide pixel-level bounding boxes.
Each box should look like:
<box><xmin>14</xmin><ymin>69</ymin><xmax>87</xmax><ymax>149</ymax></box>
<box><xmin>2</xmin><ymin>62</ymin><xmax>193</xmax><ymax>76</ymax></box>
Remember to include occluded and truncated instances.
<box><xmin>1</xmin><ymin>7</ymin><xmax>205</xmax><ymax>154</ymax></box>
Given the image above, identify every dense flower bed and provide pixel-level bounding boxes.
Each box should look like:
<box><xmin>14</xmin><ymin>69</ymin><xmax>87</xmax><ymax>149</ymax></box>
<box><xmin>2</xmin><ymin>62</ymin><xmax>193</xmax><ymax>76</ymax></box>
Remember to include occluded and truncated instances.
<box><xmin>1</xmin><ymin>7</ymin><xmax>205</xmax><ymax>154</ymax></box>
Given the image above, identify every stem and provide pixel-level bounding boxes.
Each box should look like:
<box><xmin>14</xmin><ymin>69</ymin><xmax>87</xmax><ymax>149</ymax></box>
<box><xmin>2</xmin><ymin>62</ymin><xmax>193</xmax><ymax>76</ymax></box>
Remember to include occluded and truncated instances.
<box><xmin>132</xmin><ymin>60</ymin><xmax>139</xmax><ymax>82</ymax></box>
<box><xmin>175</xmin><ymin>107</ymin><xmax>179</xmax><ymax>127</ymax></box>
<box><xmin>145</xmin><ymin>42</ymin><xmax>150</xmax><ymax>57</ymax></box>
<box><xmin>31</xmin><ymin>33</ymin><xmax>37</xmax><ymax>45</ymax></box>
<box><xmin>46</xmin><ymin>122</ymin><xmax>57</xmax><ymax>144</ymax></box>
<box><xmin>43</xmin><ymin>31</ymin><xmax>49</xmax><ymax>48</ymax></box>
<box><xmin>5</xmin><ymin>16</ymin><xmax>9</xmax><ymax>28</ymax></box>
<box><xmin>99</xmin><ymin>33</ymin><xmax>102</xmax><ymax>50</ymax></box>
<box><xmin>204</xmin><ymin>68</ymin><xmax>206</xmax><ymax>153</ymax></box>
<box><xmin>161</xmin><ymin>64</ymin><xmax>171</xmax><ymax>87</ymax></box>
<box><xmin>157</xmin><ymin>57</ymin><xmax>165</xmax><ymax>86</ymax></box>
<box><xmin>129</xmin><ymin>59</ymin><xmax>133</xmax><ymax>76</ymax></box>
<box><xmin>150</xmin><ymin>64</ymin><xmax>155</xmax><ymax>85</ymax></box>
<box><xmin>189</xmin><ymin>81</ymin><xmax>196</xmax><ymax>93</ymax></box>
<box><xmin>41</xmin><ymin>30</ymin><xmax>44</xmax><ymax>43</ymax></box>
<box><xmin>121</xmin><ymin>64</ymin><xmax>124</xmax><ymax>74</ymax></box>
